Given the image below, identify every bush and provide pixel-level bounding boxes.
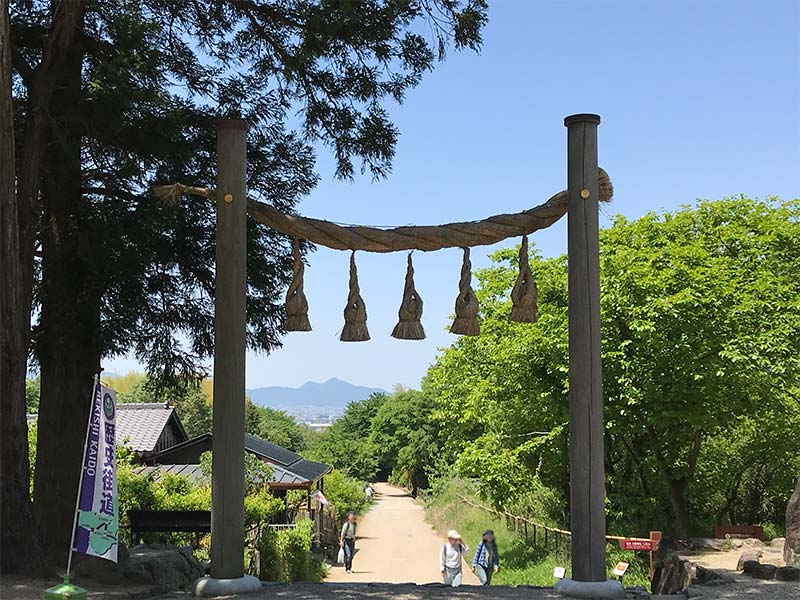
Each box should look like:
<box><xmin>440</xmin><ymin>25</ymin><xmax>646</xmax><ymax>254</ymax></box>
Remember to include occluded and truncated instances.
<box><xmin>258</xmin><ymin>520</ymin><xmax>323</xmax><ymax>582</ymax></box>
<box><xmin>323</xmin><ymin>470</ymin><xmax>367</xmax><ymax>520</ymax></box>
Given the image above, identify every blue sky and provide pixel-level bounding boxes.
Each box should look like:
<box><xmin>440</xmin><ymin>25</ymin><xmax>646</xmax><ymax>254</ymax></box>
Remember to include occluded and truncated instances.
<box><xmin>108</xmin><ymin>0</ymin><xmax>799</xmax><ymax>390</ymax></box>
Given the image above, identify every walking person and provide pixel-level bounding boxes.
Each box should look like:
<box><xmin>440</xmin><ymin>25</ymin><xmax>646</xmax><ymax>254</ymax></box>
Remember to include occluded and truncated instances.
<box><xmin>471</xmin><ymin>529</ymin><xmax>500</xmax><ymax>585</ymax></box>
<box><xmin>440</xmin><ymin>530</ymin><xmax>469</xmax><ymax>587</ymax></box>
<box><xmin>365</xmin><ymin>483</ymin><xmax>374</xmax><ymax>503</ymax></box>
<box><xmin>340</xmin><ymin>511</ymin><xmax>357</xmax><ymax>573</ymax></box>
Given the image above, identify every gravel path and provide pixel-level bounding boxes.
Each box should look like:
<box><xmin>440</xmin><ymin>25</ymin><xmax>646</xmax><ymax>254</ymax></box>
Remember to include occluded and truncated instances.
<box><xmin>326</xmin><ymin>483</ymin><xmax>481</xmax><ymax>585</ymax></box>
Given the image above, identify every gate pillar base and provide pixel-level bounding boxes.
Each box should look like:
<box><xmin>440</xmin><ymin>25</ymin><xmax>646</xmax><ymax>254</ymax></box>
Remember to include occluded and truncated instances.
<box><xmin>193</xmin><ymin>575</ymin><xmax>261</xmax><ymax>597</ymax></box>
<box><xmin>555</xmin><ymin>578</ymin><xmax>625</xmax><ymax>599</ymax></box>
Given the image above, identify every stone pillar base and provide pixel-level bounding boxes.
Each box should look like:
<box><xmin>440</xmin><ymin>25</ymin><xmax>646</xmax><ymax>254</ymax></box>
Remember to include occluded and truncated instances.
<box><xmin>193</xmin><ymin>575</ymin><xmax>261</xmax><ymax>597</ymax></box>
<box><xmin>555</xmin><ymin>578</ymin><xmax>625</xmax><ymax>599</ymax></box>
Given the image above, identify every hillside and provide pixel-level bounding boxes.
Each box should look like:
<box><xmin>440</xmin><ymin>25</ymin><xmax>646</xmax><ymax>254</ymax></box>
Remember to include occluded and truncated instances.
<box><xmin>246</xmin><ymin>378</ymin><xmax>386</xmax><ymax>422</ymax></box>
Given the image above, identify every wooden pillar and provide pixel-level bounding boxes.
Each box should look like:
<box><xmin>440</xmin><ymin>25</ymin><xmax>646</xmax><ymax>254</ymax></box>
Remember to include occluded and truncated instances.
<box><xmin>210</xmin><ymin>119</ymin><xmax>248</xmax><ymax>580</ymax></box>
<box><xmin>565</xmin><ymin>114</ymin><xmax>606</xmax><ymax>582</ymax></box>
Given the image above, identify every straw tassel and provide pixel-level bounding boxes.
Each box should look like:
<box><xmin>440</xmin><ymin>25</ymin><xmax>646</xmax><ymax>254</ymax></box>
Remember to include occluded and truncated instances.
<box><xmin>284</xmin><ymin>239</ymin><xmax>311</xmax><ymax>332</ymax></box>
<box><xmin>509</xmin><ymin>235</ymin><xmax>538</xmax><ymax>323</ymax></box>
<box><xmin>340</xmin><ymin>252</ymin><xmax>370</xmax><ymax>342</ymax></box>
<box><xmin>391</xmin><ymin>253</ymin><xmax>425</xmax><ymax>340</ymax></box>
<box><xmin>450</xmin><ymin>248</ymin><xmax>479</xmax><ymax>336</ymax></box>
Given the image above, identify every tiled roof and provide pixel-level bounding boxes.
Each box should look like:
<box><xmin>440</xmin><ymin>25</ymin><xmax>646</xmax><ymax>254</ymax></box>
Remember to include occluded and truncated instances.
<box><xmin>244</xmin><ymin>433</ymin><xmax>303</xmax><ymax>466</ymax></box>
<box><xmin>117</xmin><ymin>403</ymin><xmax>185</xmax><ymax>453</ymax></box>
<box><xmin>134</xmin><ymin>462</ymin><xmax>310</xmax><ymax>487</ymax></box>
<box><xmin>288</xmin><ymin>458</ymin><xmax>332</xmax><ymax>482</ymax></box>
<box><xmin>134</xmin><ymin>464</ymin><xmax>208</xmax><ymax>483</ymax></box>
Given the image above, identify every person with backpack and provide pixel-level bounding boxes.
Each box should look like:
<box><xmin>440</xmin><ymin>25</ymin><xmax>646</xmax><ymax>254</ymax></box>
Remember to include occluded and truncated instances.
<box><xmin>339</xmin><ymin>511</ymin><xmax>357</xmax><ymax>573</ymax></box>
<box><xmin>440</xmin><ymin>530</ymin><xmax>469</xmax><ymax>587</ymax></box>
<box><xmin>471</xmin><ymin>529</ymin><xmax>500</xmax><ymax>585</ymax></box>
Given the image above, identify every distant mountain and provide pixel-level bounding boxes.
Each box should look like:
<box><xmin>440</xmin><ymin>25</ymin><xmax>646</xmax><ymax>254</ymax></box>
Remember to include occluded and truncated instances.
<box><xmin>247</xmin><ymin>378</ymin><xmax>386</xmax><ymax>420</ymax></box>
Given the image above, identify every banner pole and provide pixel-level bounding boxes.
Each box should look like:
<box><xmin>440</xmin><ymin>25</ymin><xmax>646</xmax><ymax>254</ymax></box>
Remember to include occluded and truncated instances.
<box><xmin>64</xmin><ymin>371</ymin><xmax>101</xmax><ymax>579</ymax></box>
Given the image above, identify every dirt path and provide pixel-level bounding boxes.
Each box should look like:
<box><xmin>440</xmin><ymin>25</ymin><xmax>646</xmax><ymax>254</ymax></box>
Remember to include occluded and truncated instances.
<box><xmin>326</xmin><ymin>483</ymin><xmax>480</xmax><ymax>585</ymax></box>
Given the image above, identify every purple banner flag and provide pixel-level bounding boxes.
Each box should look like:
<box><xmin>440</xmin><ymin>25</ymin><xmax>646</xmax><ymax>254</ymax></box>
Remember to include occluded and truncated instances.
<box><xmin>73</xmin><ymin>381</ymin><xmax>119</xmax><ymax>562</ymax></box>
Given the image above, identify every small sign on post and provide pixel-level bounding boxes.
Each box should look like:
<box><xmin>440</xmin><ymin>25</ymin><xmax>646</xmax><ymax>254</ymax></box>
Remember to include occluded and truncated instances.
<box><xmin>617</xmin><ymin>531</ymin><xmax>662</xmax><ymax>582</ymax></box>
<box><xmin>620</xmin><ymin>539</ymin><xmax>653</xmax><ymax>551</ymax></box>
<box><xmin>553</xmin><ymin>566</ymin><xmax>566</xmax><ymax>580</ymax></box>
<box><xmin>612</xmin><ymin>562</ymin><xmax>629</xmax><ymax>577</ymax></box>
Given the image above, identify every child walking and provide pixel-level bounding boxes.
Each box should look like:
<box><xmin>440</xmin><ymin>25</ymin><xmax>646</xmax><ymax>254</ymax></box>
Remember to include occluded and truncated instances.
<box><xmin>471</xmin><ymin>529</ymin><xmax>500</xmax><ymax>585</ymax></box>
<box><xmin>440</xmin><ymin>530</ymin><xmax>469</xmax><ymax>587</ymax></box>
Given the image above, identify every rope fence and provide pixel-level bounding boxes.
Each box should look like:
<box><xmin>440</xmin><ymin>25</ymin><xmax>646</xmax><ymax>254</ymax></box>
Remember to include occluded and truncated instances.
<box><xmin>456</xmin><ymin>494</ymin><xmax>650</xmax><ymax>554</ymax></box>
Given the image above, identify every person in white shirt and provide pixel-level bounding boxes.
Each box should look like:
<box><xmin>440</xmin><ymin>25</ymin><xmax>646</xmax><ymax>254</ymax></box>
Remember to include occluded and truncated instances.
<box><xmin>439</xmin><ymin>529</ymin><xmax>469</xmax><ymax>587</ymax></box>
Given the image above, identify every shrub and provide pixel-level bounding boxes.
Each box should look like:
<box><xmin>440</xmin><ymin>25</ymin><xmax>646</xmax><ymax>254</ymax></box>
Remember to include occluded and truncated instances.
<box><xmin>257</xmin><ymin>519</ymin><xmax>323</xmax><ymax>582</ymax></box>
<box><xmin>324</xmin><ymin>470</ymin><xmax>367</xmax><ymax>520</ymax></box>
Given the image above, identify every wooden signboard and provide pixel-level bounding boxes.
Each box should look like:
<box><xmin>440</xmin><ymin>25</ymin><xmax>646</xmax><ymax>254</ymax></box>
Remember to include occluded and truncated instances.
<box><xmin>620</xmin><ymin>539</ymin><xmax>654</xmax><ymax>551</ymax></box>
<box><xmin>714</xmin><ymin>525</ymin><xmax>764</xmax><ymax>540</ymax></box>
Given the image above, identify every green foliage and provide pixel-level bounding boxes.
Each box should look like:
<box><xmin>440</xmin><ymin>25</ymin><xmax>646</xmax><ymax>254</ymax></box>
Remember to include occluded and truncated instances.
<box><xmin>425</xmin><ymin>479</ymin><xmax>650</xmax><ymax>587</ymax></box>
<box><xmin>306</xmin><ymin>389</ymin><xmax>439</xmax><ymax>494</ymax></box>
<box><xmin>323</xmin><ymin>470</ymin><xmax>368</xmax><ymax>519</ymax></box>
<box><xmin>368</xmin><ymin>388</ymin><xmax>439</xmax><ymax>494</ymax></box>
<box><xmin>257</xmin><ymin>520</ymin><xmax>323</xmax><ymax>582</ymax></box>
<box><xmin>250</xmin><ymin>404</ymin><xmax>309</xmax><ymax>453</ymax></box>
<box><xmin>426</xmin><ymin>197</ymin><xmax>800</xmax><ymax>537</ymax></box>
<box><xmin>305</xmin><ymin>393</ymin><xmax>387</xmax><ymax>480</ymax></box>
<box><xmin>118</xmin><ymin>448</ymin><xmax>282</xmax><ymax>552</ymax></box>
<box><xmin>27</xmin><ymin>422</ymin><xmax>36</xmax><ymax>497</ymax></box>
<box><xmin>25</xmin><ymin>377</ymin><xmax>40</xmax><ymax>414</ymax></box>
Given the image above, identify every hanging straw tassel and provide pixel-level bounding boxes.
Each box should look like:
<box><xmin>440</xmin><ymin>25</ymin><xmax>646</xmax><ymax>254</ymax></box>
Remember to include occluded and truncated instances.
<box><xmin>340</xmin><ymin>252</ymin><xmax>370</xmax><ymax>342</ymax></box>
<box><xmin>450</xmin><ymin>248</ymin><xmax>480</xmax><ymax>336</ymax></box>
<box><xmin>284</xmin><ymin>239</ymin><xmax>312</xmax><ymax>332</ymax></box>
<box><xmin>509</xmin><ymin>235</ymin><xmax>538</xmax><ymax>323</ymax></box>
<box><xmin>391</xmin><ymin>253</ymin><xmax>425</xmax><ymax>340</ymax></box>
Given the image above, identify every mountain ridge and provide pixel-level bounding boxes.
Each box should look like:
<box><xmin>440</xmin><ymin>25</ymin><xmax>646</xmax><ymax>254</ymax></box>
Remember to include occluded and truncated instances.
<box><xmin>247</xmin><ymin>378</ymin><xmax>387</xmax><ymax>419</ymax></box>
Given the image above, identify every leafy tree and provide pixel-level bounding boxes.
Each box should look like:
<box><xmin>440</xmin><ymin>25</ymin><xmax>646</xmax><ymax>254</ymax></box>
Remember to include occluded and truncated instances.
<box><xmin>253</xmin><ymin>405</ymin><xmax>309</xmax><ymax>452</ymax></box>
<box><xmin>7</xmin><ymin>0</ymin><xmax>486</xmax><ymax>561</ymax></box>
<box><xmin>25</xmin><ymin>376</ymin><xmax>39</xmax><ymax>413</ymax></box>
<box><xmin>427</xmin><ymin>198</ymin><xmax>800</xmax><ymax>537</ymax></box>
<box><xmin>305</xmin><ymin>393</ymin><xmax>386</xmax><ymax>480</ymax></box>
<box><xmin>368</xmin><ymin>388</ymin><xmax>439</xmax><ymax>494</ymax></box>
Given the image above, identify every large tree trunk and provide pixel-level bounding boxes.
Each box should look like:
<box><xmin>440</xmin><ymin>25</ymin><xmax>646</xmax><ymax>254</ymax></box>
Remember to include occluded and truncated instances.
<box><xmin>0</xmin><ymin>0</ymin><xmax>47</xmax><ymax>575</ymax></box>
<box><xmin>32</xmin><ymin>10</ymin><xmax>102</xmax><ymax>560</ymax></box>
<box><xmin>666</xmin><ymin>477</ymin><xmax>691</xmax><ymax>539</ymax></box>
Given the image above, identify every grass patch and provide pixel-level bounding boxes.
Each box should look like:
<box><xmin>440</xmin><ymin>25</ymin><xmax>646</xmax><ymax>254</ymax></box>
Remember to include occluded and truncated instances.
<box><xmin>424</xmin><ymin>480</ymin><xmax>650</xmax><ymax>588</ymax></box>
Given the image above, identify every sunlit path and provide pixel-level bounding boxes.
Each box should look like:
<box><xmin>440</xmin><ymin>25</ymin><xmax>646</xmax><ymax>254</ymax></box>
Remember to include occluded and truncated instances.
<box><xmin>326</xmin><ymin>483</ymin><xmax>480</xmax><ymax>585</ymax></box>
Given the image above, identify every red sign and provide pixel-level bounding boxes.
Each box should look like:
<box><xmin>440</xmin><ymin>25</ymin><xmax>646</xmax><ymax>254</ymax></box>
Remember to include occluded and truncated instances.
<box><xmin>620</xmin><ymin>539</ymin><xmax>653</xmax><ymax>551</ymax></box>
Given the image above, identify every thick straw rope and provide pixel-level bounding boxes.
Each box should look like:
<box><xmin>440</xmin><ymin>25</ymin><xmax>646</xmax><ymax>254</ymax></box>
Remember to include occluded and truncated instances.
<box><xmin>391</xmin><ymin>253</ymin><xmax>425</xmax><ymax>340</ymax></box>
<box><xmin>509</xmin><ymin>235</ymin><xmax>538</xmax><ymax>323</ymax></box>
<box><xmin>153</xmin><ymin>169</ymin><xmax>612</xmax><ymax>253</ymax></box>
<box><xmin>284</xmin><ymin>239</ymin><xmax>311</xmax><ymax>331</ymax></box>
<box><xmin>340</xmin><ymin>252</ymin><xmax>369</xmax><ymax>342</ymax></box>
<box><xmin>450</xmin><ymin>248</ymin><xmax>479</xmax><ymax>336</ymax></box>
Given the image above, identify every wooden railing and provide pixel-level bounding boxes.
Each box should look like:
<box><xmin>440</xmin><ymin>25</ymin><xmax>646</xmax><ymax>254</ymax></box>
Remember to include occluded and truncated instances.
<box><xmin>456</xmin><ymin>494</ymin><xmax>652</xmax><ymax>550</ymax></box>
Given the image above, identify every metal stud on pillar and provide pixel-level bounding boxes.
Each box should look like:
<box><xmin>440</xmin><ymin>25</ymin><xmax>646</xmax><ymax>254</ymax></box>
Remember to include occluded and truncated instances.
<box><xmin>555</xmin><ymin>114</ymin><xmax>624</xmax><ymax>599</ymax></box>
<box><xmin>193</xmin><ymin>119</ymin><xmax>260</xmax><ymax>596</ymax></box>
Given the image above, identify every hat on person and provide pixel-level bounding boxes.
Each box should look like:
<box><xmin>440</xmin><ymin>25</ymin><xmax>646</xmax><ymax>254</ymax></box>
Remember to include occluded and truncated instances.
<box><xmin>447</xmin><ymin>529</ymin><xmax>461</xmax><ymax>539</ymax></box>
